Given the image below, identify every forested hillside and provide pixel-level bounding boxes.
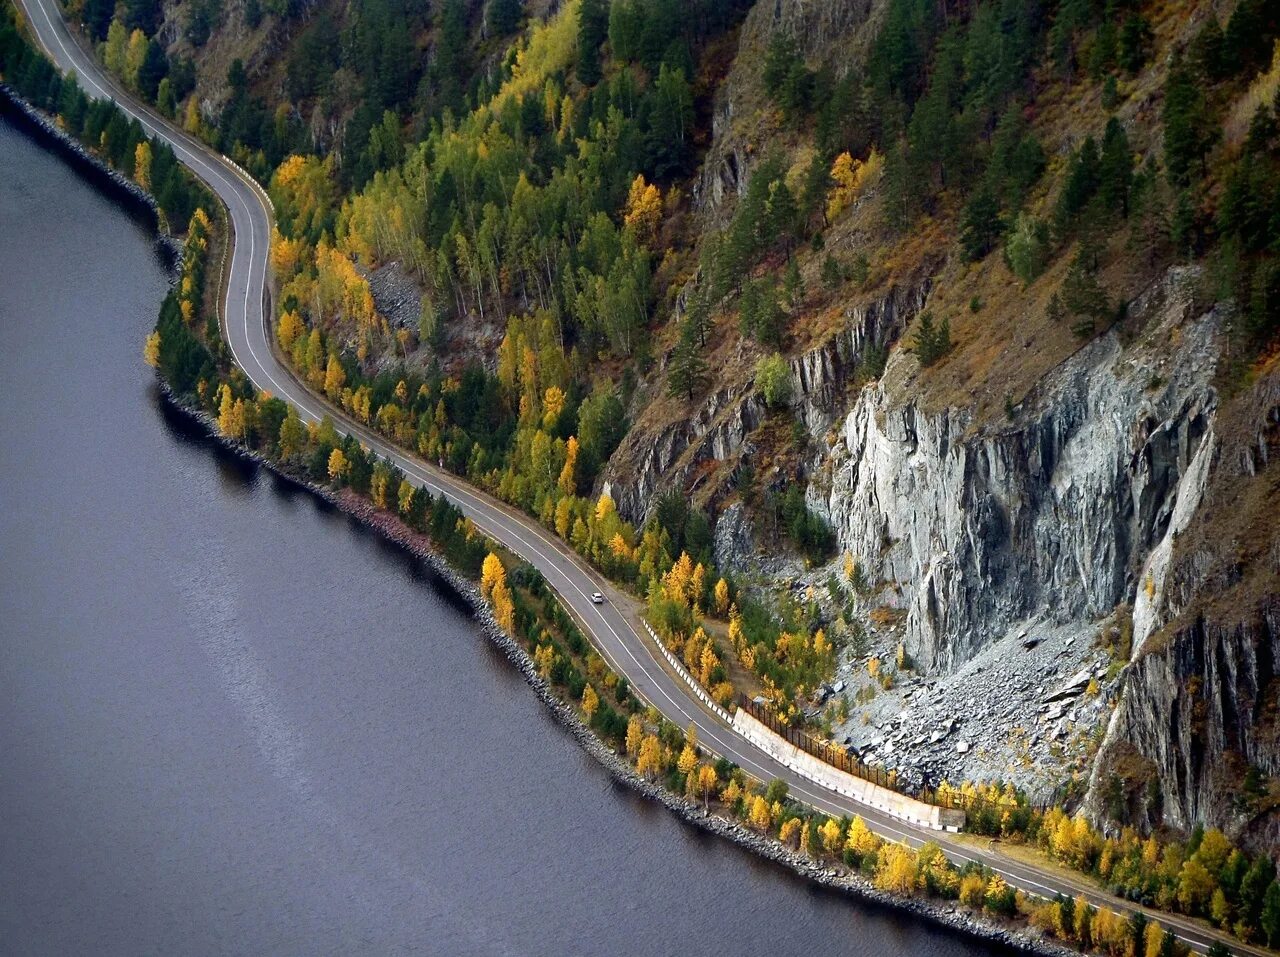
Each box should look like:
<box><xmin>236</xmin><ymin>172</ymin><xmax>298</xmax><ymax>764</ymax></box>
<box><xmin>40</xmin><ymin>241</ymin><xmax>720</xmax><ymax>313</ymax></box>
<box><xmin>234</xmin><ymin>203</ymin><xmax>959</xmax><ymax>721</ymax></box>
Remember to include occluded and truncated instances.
<box><xmin>48</xmin><ymin>0</ymin><xmax>1280</xmax><ymax>886</ymax></box>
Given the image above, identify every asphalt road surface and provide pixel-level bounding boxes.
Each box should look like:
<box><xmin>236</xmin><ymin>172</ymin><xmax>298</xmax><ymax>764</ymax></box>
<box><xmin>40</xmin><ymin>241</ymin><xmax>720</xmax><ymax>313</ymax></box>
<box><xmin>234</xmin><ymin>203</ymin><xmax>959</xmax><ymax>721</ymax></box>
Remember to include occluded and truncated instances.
<box><xmin>13</xmin><ymin>4</ymin><xmax>1268</xmax><ymax>953</ymax></box>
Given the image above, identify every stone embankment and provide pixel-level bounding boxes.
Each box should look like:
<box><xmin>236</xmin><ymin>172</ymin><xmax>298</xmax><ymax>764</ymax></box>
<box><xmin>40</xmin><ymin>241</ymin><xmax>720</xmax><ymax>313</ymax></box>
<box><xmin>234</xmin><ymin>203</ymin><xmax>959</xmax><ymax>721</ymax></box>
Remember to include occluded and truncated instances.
<box><xmin>0</xmin><ymin>83</ymin><xmax>181</xmax><ymax>268</ymax></box>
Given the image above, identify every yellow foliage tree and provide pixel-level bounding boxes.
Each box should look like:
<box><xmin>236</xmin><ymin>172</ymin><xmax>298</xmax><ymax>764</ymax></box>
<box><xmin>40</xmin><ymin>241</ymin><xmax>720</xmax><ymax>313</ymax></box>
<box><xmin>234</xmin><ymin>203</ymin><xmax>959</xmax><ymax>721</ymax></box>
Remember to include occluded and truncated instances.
<box><xmin>558</xmin><ymin>436</ymin><xmax>578</xmax><ymax>495</ymax></box>
<box><xmin>714</xmin><ymin>578</ymin><xmax>730</xmax><ymax>617</ymax></box>
<box><xmin>721</xmin><ymin>778</ymin><xmax>742</xmax><ymax>807</ymax></box>
<box><xmin>825</xmin><ymin>147</ymin><xmax>884</xmax><ymax>221</ymax></box>
<box><xmin>533</xmin><ymin>643</ymin><xmax>555</xmax><ymax>679</ymax></box>
<box><xmin>1143</xmin><ymin>919</ymin><xmax>1164</xmax><ymax>957</ymax></box>
<box><xmin>103</xmin><ymin>20</ymin><xmax>128</xmax><ymax>77</ymax></box>
<box><xmin>698</xmin><ymin>642</ymin><xmax>719</xmax><ymax>687</ymax></box>
<box><xmin>124</xmin><ymin>28</ymin><xmax>147</xmax><ymax>89</ymax></box>
<box><xmin>625</xmin><ymin>714</ymin><xmax>643</xmax><ymax>757</ymax></box>
<box><xmin>480</xmin><ymin>553</ymin><xmax>506</xmax><ymax>601</ymax></box>
<box><xmin>636</xmin><ymin>734</ymin><xmax>662</xmax><ymax>779</ymax></box>
<box><xmin>819</xmin><ymin>817</ymin><xmax>843</xmax><ymax>854</ymax></box>
<box><xmin>696</xmin><ymin>764</ymin><xmax>718</xmax><ymax>808</ymax></box>
<box><xmin>133</xmin><ymin>141</ymin><xmax>152</xmax><ymax>191</ymax></box>
<box><xmin>276</xmin><ymin>311</ymin><xmax>305</xmax><ymax>351</ymax></box>
<box><xmin>398</xmin><ymin>479</ymin><xmax>415</xmax><ymax>516</ymax></box>
<box><xmin>959</xmin><ymin>873</ymin><xmax>986</xmax><ymax>908</ymax></box>
<box><xmin>748</xmin><ymin>795</ymin><xmax>772</xmax><ymax>830</ymax></box>
<box><xmin>542</xmin><ymin>386</ymin><xmax>566</xmax><ymax>430</ymax></box>
<box><xmin>143</xmin><ymin>330</ymin><xmax>161</xmax><ymax>367</ymax></box>
<box><xmin>874</xmin><ymin>843</ymin><xmax>918</xmax><ymax>895</ymax></box>
<box><xmin>845</xmin><ymin>815</ymin><xmax>882</xmax><ymax>859</ymax></box>
<box><xmin>555</xmin><ymin>496</ymin><xmax>574</xmax><ymax>538</ymax></box>
<box><xmin>582</xmin><ymin>684</ymin><xmax>599</xmax><ymax>722</ymax></box>
<box><xmin>623</xmin><ymin>174</ymin><xmax>662</xmax><ymax>246</ymax></box>
<box><xmin>327</xmin><ymin>447</ymin><xmax>348</xmax><ymax>482</ymax></box>
<box><xmin>779</xmin><ymin>818</ymin><xmax>802</xmax><ymax>847</ymax></box>
<box><xmin>594</xmin><ymin>491</ymin><xmax>615</xmax><ymax>524</ymax></box>
<box><xmin>323</xmin><ymin>353</ymin><xmax>346</xmax><ymax>401</ymax></box>
<box><xmin>216</xmin><ymin>383</ymin><xmax>245</xmax><ymax>439</ymax></box>
<box><xmin>677</xmin><ymin>743</ymin><xmax>698</xmax><ymax>777</ymax></box>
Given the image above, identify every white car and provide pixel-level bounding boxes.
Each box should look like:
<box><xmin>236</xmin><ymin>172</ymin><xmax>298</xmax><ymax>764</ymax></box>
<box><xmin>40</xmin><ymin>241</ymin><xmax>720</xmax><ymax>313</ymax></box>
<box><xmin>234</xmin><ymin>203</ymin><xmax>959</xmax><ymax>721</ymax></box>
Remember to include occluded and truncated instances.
<box><xmin>590</xmin><ymin>591</ymin><xmax>605</xmax><ymax>604</ymax></box>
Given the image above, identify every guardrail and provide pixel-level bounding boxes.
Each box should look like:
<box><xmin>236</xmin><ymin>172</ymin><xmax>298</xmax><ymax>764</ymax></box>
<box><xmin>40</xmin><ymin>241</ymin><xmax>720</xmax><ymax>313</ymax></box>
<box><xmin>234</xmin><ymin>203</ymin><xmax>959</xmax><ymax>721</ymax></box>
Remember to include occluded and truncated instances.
<box><xmin>640</xmin><ymin>620</ymin><xmax>733</xmax><ymax>723</ymax></box>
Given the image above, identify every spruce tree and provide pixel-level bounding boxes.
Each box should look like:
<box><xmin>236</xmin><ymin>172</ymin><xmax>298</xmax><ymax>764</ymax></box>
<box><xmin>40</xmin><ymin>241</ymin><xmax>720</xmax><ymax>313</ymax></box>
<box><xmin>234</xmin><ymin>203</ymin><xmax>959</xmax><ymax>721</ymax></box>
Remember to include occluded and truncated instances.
<box><xmin>577</xmin><ymin>0</ymin><xmax>607</xmax><ymax>86</ymax></box>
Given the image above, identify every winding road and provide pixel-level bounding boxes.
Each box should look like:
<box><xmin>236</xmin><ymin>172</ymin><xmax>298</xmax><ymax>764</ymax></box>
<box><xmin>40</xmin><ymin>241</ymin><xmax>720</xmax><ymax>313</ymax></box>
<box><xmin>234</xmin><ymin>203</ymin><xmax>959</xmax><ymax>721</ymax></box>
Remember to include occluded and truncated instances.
<box><xmin>11</xmin><ymin>3</ymin><xmax>1271</xmax><ymax>954</ymax></box>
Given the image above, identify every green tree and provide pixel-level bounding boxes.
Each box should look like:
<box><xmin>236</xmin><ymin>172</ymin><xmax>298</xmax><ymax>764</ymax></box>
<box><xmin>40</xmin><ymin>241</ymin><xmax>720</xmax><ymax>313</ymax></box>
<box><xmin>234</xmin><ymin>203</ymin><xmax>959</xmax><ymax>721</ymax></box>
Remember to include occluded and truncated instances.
<box><xmin>755</xmin><ymin>353</ymin><xmax>791</xmax><ymax>408</ymax></box>
<box><xmin>576</xmin><ymin>0</ymin><xmax>607</xmax><ymax>85</ymax></box>
<box><xmin>645</xmin><ymin>64</ymin><xmax>694</xmax><ymax>179</ymax></box>
<box><xmin>1118</xmin><ymin>15</ymin><xmax>1152</xmax><ymax>73</ymax></box>
<box><xmin>138</xmin><ymin>38</ymin><xmax>168</xmax><ymax>101</ymax></box>
<box><xmin>667</xmin><ymin>321</ymin><xmax>708</xmax><ymax>402</ymax></box>
<box><xmin>82</xmin><ymin>0</ymin><xmax>115</xmax><ymax>40</ymax></box>
<box><xmin>1004</xmin><ymin>214</ymin><xmax>1050</xmax><ymax>283</ymax></box>
<box><xmin>1258</xmin><ymin>880</ymin><xmax>1280</xmax><ymax>947</ymax></box>
<box><xmin>739</xmin><ymin>279</ymin><xmax>785</xmax><ymax>348</ymax></box>
<box><xmin>1099</xmin><ymin>117</ymin><xmax>1134</xmax><ymax>217</ymax></box>
<box><xmin>959</xmin><ymin>186</ymin><xmax>1003</xmax><ymax>261</ymax></box>
<box><xmin>1055</xmin><ymin>136</ymin><xmax>1101</xmax><ymax>236</ymax></box>
<box><xmin>1240</xmin><ymin>856</ymin><xmax>1277</xmax><ymax>929</ymax></box>
<box><xmin>911</xmin><ymin>312</ymin><xmax>951</xmax><ymax>367</ymax></box>
<box><xmin>1061</xmin><ymin>245</ymin><xmax>1110</xmax><ymax>335</ymax></box>
<box><xmin>486</xmin><ymin>0</ymin><xmax>522</xmax><ymax>36</ymax></box>
<box><xmin>1163</xmin><ymin>53</ymin><xmax>1217</xmax><ymax>186</ymax></box>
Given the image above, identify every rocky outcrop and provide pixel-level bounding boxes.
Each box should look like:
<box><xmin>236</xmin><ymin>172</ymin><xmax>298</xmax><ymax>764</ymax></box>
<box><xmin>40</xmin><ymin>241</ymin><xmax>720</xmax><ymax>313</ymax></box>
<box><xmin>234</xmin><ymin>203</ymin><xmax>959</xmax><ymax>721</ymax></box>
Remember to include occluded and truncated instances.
<box><xmin>1095</xmin><ymin>607</ymin><xmax>1279</xmax><ymax>846</ymax></box>
<box><xmin>790</xmin><ymin>278</ymin><xmax>931</xmax><ymax>434</ymax></box>
<box><xmin>1083</xmin><ymin>363</ymin><xmax>1280</xmax><ymax>849</ymax></box>
<box><xmin>604</xmin><ymin>275</ymin><xmax>930</xmax><ymax>524</ymax></box>
<box><xmin>816</xmin><ymin>268</ymin><xmax>1222</xmax><ymax>673</ymax></box>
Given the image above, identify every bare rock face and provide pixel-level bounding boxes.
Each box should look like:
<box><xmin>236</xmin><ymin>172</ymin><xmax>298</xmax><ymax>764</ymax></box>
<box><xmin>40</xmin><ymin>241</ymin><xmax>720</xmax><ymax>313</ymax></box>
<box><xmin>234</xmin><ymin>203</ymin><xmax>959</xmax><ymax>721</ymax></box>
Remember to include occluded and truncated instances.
<box><xmin>603</xmin><ymin>276</ymin><xmax>928</xmax><ymax>525</ymax></box>
<box><xmin>1083</xmin><ymin>363</ymin><xmax>1280</xmax><ymax>851</ymax></box>
<box><xmin>817</xmin><ymin>268</ymin><xmax>1221</xmax><ymax>674</ymax></box>
<box><xmin>1094</xmin><ymin>608</ymin><xmax>1279</xmax><ymax>848</ymax></box>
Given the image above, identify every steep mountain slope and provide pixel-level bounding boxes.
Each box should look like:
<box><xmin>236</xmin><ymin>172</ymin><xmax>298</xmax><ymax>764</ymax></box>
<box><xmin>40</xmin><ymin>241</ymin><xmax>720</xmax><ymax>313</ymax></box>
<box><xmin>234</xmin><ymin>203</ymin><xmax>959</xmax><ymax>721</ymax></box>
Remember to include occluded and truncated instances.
<box><xmin>57</xmin><ymin>0</ymin><xmax>1279</xmax><ymax>855</ymax></box>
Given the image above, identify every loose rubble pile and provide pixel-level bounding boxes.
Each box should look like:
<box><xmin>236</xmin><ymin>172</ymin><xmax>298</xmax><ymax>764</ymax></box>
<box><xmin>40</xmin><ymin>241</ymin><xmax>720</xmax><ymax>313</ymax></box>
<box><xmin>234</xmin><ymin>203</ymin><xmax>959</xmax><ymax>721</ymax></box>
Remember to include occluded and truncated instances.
<box><xmin>363</xmin><ymin>259</ymin><xmax>422</xmax><ymax>330</ymax></box>
<box><xmin>825</xmin><ymin>618</ymin><xmax>1120</xmax><ymax>800</ymax></box>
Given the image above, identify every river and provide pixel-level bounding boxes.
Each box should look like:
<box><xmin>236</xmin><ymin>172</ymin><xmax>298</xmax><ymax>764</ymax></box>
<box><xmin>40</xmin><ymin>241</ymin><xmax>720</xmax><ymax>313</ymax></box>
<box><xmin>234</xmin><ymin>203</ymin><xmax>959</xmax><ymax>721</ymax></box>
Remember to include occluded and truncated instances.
<box><xmin>0</xmin><ymin>114</ymin><xmax>1003</xmax><ymax>956</ymax></box>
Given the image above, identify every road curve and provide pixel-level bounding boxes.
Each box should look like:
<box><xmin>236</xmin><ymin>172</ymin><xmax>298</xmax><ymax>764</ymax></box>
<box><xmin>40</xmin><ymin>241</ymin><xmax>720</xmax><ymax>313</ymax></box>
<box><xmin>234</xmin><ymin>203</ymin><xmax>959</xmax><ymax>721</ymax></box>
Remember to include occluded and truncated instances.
<box><xmin>13</xmin><ymin>5</ymin><xmax>1268</xmax><ymax>954</ymax></box>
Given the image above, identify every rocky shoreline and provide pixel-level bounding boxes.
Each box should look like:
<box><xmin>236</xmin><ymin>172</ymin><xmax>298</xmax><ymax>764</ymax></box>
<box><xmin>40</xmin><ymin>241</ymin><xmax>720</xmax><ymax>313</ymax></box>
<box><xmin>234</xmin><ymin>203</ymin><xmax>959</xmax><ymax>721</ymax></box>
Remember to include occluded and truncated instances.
<box><xmin>0</xmin><ymin>82</ymin><xmax>181</xmax><ymax>270</ymax></box>
<box><xmin>161</xmin><ymin>383</ymin><xmax>1071</xmax><ymax>957</ymax></box>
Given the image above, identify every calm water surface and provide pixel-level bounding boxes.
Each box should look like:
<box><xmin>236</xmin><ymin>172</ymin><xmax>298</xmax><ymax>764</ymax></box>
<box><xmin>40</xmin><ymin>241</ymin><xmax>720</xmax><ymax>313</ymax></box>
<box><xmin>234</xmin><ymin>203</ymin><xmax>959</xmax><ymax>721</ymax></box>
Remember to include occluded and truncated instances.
<box><xmin>0</xmin><ymin>116</ymin><xmax>1002</xmax><ymax>956</ymax></box>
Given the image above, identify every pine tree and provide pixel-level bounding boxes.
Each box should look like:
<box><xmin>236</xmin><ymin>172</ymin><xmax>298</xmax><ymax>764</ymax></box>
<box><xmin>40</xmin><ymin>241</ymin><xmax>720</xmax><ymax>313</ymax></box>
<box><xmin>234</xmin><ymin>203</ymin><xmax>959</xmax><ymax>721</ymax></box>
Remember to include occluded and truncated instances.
<box><xmin>666</xmin><ymin>321</ymin><xmax>708</xmax><ymax>401</ymax></box>
<box><xmin>959</xmin><ymin>186</ymin><xmax>1003</xmax><ymax>261</ymax></box>
<box><xmin>1163</xmin><ymin>53</ymin><xmax>1217</xmax><ymax>186</ymax></box>
<box><xmin>1099</xmin><ymin>117</ymin><xmax>1134</xmax><ymax>217</ymax></box>
<box><xmin>911</xmin><ymin>312</ymin><xmax>951</xmax><ymax>367</ymax></box>
<box><xmin>1061</xmin><ymin>245</ymin><xmax>1110</xmax><ymax>335</ymax></box>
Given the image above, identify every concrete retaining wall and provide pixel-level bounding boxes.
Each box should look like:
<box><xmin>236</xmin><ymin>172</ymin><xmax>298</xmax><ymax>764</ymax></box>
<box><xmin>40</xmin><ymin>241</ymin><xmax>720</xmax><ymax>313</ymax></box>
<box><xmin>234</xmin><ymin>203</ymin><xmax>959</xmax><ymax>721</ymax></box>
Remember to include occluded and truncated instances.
<box><xmin>732</xmin><ymin>709</ymin><xmax>966</xmax><ymax>832</ymax></box>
